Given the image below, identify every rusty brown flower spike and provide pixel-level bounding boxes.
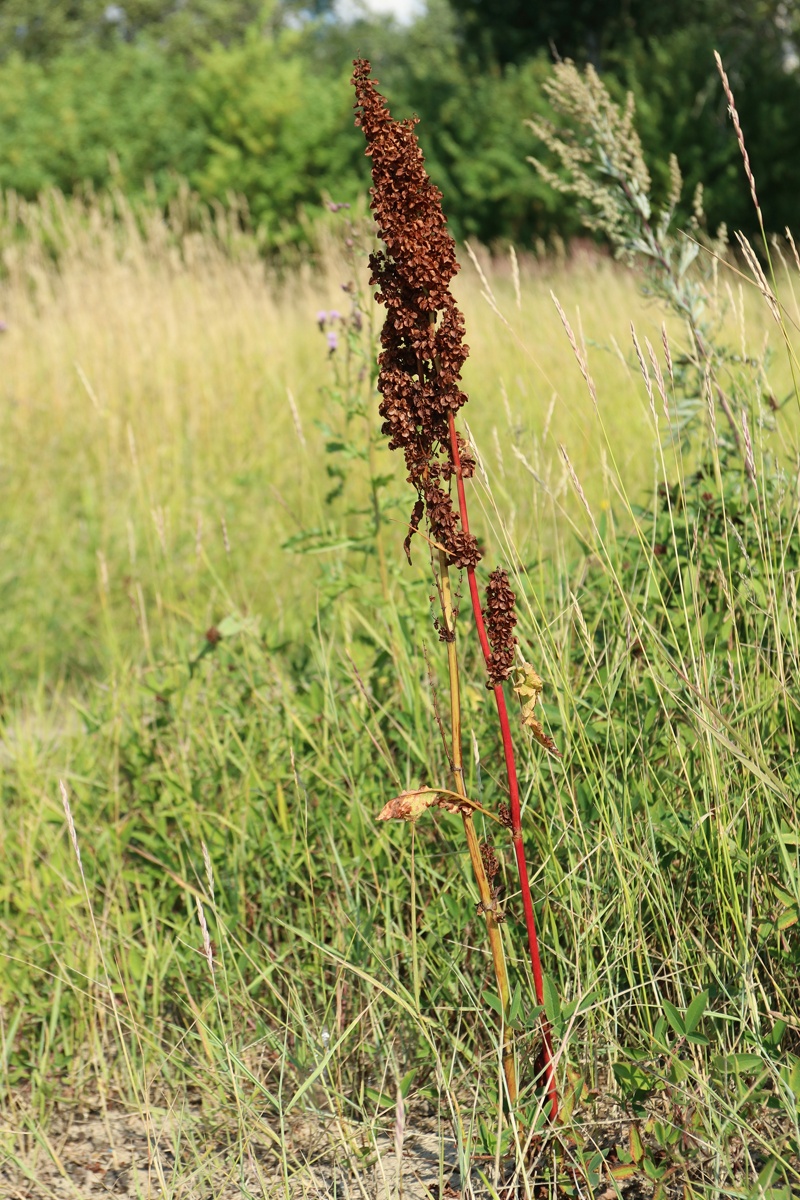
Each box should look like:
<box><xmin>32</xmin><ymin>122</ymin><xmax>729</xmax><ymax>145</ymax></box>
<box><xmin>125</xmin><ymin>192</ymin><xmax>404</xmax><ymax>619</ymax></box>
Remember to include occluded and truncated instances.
<box><xmin>484</xmin><ymin>568</ymin><xmax>518</xmax><ymax>687</ymax></box>
<box><xmin>352</xmin><ymin>58</ymin><xmax>479</xmax><ymax>569</ymax></box>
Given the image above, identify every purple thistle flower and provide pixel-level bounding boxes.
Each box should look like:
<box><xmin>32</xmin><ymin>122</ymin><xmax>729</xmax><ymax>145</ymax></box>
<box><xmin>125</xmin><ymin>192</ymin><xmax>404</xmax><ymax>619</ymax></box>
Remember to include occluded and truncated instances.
<box><xmin>327</xmin><ymin>331</ymin><xmax>338</xmax><ymax>353</ymax></box>
<box><xmin>316</xmin><ymin>310</ymin><xmax>327</xmax><ymax>330</ymax></box>
<box><xmin>329</xmin><ymin>310</ymin><xmax>341</xmax><ymax>322</ymax></box>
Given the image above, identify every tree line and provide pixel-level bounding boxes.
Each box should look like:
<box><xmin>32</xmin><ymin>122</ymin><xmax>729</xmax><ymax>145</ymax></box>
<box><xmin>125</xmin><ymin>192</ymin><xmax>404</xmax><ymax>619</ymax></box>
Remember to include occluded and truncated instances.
<box><xmin>0</xmin><ymin>0</ymin><xmax>797</xmax><ymax>247</ymax></box>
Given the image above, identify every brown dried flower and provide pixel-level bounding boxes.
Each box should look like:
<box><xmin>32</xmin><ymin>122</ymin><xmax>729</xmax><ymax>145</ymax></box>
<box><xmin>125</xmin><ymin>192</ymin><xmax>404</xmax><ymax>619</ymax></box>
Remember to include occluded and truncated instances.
<box><xmin>352</xmin><ymin>59</ymin><xmax>480</xmax><ymax>569</ymax></box>
<box><xmin>483</xmin><ymin>568</ymin><xmax>518</xmax><ymax>686</ymax></box>
<box><xmin>480</xmin><ymin>840</ymin><xmax>500</xmax><ymax>880</ymax></box>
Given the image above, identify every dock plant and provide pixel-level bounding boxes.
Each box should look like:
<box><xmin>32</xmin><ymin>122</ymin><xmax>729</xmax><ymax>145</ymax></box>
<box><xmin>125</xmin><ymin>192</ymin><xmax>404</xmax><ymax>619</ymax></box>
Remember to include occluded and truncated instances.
<box><xmin>352</xmin><ymin>58</ymin><xmax>560</xmax><ymax>1123</ymax></box>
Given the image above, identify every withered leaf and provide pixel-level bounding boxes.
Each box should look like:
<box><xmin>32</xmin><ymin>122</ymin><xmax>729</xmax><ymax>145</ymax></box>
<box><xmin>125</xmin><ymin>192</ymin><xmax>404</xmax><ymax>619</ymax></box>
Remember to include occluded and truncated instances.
<box><xmin>377</xmin><ymin>787</ymin><xmax>464</xmax><ymax>823</ymax></box>
<box><xmin>512</xmin><ymin>663</ymin><xmax>561</xmax><ymax>757</ymax></box>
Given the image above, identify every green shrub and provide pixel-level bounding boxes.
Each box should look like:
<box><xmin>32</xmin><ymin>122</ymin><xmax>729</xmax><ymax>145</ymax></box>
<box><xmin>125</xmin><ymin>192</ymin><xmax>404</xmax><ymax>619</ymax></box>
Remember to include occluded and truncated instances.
<box><xmin>189</xmin><ymin>31</ymin><xmax>367</xmax><ymax>242</ymax></box>
<box><xmin>0</xmin><ymin>46</ymin><xmax>203</xmax><ymax>199</ymax></box>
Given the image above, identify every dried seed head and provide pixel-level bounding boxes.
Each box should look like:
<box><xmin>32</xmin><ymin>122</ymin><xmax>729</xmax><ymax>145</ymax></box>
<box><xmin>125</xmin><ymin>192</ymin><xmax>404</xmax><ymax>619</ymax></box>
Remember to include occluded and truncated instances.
<box><xmin>483</xmin><ymin>568</ymin><xmax>518</xmax><ymax>687</ymax></box>
<box><xmin>480</xmin><ymin>840</ymin><xmax>500</xmax><ymax>880</ymax></box>
<box><xmin>715</xmin><ymin>52</ymin><xmax>760</xmax><ymax>215</ymax></box>
<box><xmin>352</xmin><ymin>59</ymin><xmax>479</xmax><ymax>569</ymax></box>
<box><xmin>742</xmin><ymin>408</ymin><xmax>756</xmax><ymax>483</ymax></box>
<box><xmin>403</xmin><ymin>497</ymin><xmax>425</xmax><ymax>564</ymax></box>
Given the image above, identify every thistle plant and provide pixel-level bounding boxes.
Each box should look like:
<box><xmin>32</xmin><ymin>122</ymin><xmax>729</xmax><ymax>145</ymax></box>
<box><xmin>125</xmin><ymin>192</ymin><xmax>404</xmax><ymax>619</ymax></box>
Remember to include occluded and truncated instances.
<box><xmin>352</xmin><ymin>59</ymin><xmax>558</xmax><ymax>1121</ymax></box>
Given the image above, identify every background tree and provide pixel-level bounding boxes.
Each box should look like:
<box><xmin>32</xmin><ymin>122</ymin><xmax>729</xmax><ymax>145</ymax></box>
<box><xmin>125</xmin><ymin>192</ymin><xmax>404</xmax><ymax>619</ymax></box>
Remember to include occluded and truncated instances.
<box><xmin>0</xmin><ymin>0</ymin><xmax>334</xmax><ymax>60</ymax></box>
<box><xmin>445</xmin><ymin>0</ymin><xmax>798</xmax><ymax>69</ymax></box>
<box><xmin>445</xmin><ymin>0</ymin><xmax>800</xmax><ymax>235</ymax></box>
<box><xmin>0</xmin><ymin>0</ymin><xmax>796</xmax><ymax>248</ymax></box>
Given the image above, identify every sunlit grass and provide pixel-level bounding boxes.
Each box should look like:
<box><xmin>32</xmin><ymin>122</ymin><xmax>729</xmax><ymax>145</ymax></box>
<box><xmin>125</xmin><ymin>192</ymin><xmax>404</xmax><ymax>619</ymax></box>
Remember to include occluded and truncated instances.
<box><xmin>1</xmin><ymin>190</ymin><xmax>798</xmax><ymax>1197</ymax></box>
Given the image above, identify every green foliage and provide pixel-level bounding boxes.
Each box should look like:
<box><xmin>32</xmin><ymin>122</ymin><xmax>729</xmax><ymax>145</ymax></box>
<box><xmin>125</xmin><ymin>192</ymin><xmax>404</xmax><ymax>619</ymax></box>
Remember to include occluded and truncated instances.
<box><xmin>0</xmin><ymin>0</ymin><xmax>798</xmax><ymax>248</ymax></box>
<box><xmin>0</xmin><ymin>33</ymin><xmax>366</xmax><ymax>245</ymax></box>
<box><xmin>615</xmin><ymin>29</ymin><xmax>800</xmax><ymax>240</ymax></box>
<box><xmin>0</xmin><ymin>46</ymin><xmax>204</xmax><ymax>199</ymax></box>
<box><xmin>343</xmin><ymin>3</ymin><xmax>574</xmax><ymax>245</ymax></box>
<box><xmin>189</xmin><ymin>32</ymin><xmax>366</xmax><ymax>242</ymax></box>
<box><xmin>0</xmin><ymin>0</ymin><xmax>311</xmax><ymax>61</ymax></box>
<box><xmin>448</xmin><ymin>0</ymin><xmax>800</xmax><ymax>239</ymax></box>
<box><xmin>398</xmin><ymin>53</ymin><xmax>569</xmax><ymax>245</ymax></box>
<box><xmin>445</xmin><ymin>0</ymin><xmax>797</xmax><ymax>78</ymax></box>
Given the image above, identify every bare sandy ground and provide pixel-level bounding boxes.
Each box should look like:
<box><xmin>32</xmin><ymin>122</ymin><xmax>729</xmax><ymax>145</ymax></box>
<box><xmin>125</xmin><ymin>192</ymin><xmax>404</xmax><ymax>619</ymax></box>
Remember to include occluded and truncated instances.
<box><xmin>1</xmin><ymin>1102</ymin><xmax>467</xmax><ymax>1199</ymax></box>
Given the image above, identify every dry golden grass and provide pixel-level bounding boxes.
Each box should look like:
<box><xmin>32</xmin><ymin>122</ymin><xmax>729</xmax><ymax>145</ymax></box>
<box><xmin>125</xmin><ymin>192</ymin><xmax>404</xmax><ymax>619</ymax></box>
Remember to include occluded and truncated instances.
<box><xmin>0</xmin><ymin>189</ymin><xmax>788</xmax><ymax>692</ymax></box>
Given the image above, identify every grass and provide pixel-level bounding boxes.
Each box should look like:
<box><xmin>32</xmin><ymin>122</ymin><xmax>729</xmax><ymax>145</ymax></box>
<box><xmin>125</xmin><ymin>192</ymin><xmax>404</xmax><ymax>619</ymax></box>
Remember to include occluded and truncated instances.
<box><xmin>0</xmin><ymin>188</ymin><xmax>799</xmax><ymax>1197</ymax></box>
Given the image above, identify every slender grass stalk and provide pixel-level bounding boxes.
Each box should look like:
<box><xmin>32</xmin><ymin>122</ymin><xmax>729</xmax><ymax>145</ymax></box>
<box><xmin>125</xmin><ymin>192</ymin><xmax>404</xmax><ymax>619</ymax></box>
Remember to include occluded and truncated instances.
<box><xmin>410</xmin><ymin>825</ymin><xmax>420</xmax><ymax>1011</ymax></box>
<box><xmin>714</xmin><ymin>51</ymin><xmax>800</xmax><ymax>419</ymax></box>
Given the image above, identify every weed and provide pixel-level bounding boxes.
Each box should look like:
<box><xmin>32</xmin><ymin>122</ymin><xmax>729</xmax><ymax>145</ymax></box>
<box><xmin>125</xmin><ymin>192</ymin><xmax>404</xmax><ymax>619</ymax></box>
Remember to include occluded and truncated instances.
<box><xmin>352</xmin><ymin>58</ymin><xmax>561</xmax><ymax>1129</ymax></box>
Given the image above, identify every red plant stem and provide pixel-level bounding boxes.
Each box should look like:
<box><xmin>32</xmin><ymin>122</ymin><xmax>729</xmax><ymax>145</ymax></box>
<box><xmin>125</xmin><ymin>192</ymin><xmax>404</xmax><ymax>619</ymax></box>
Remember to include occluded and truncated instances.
<box><xmin>447</xmin><ymin>411</ymin><xmax>558</xmax><ymax>1121</ymax></box>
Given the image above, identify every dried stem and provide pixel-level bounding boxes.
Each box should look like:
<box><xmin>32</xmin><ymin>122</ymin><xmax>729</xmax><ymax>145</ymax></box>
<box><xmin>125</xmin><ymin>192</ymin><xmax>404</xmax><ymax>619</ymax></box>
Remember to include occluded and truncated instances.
<box><xmin>437</xmin><ymin>547</ymin><xmax>517</xmax><ymax>1104</ymax></box>
<box><xmin>447</xmin><ymin>414</ymin><xmax>558</xmax><ymax>1121</ymax></box>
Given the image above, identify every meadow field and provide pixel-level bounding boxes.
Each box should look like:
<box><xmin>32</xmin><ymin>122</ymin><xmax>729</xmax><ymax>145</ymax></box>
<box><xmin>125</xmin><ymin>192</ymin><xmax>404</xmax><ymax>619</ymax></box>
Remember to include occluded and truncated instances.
<box><xmin>0</xmin><ymin>188</ymin><xmax>799</xmax><ymax>1198</ymax></box>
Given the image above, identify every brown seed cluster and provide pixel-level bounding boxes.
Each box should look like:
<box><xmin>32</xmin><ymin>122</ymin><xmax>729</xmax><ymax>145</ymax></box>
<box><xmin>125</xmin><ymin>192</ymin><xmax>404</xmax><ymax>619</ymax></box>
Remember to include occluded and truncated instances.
<box><xmin>484</xmin><ymin>568</ymin><xmax>518</xmax><ymax>686</ymax></box>
<box><xmin>352</xmin><ymin>59</ymin><xmax>479</xmax><ymax>569</ymax></box>
<box><xmin>480</xmin><ymin>840</ymin><xmax>500</xmax><ymax>881</ymax></box>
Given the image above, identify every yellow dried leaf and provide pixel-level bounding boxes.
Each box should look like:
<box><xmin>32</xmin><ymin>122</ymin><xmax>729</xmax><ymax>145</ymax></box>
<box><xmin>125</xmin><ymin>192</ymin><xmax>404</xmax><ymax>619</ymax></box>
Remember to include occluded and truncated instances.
<box><xmin>526</xmin><ymin>714</ymin><xmax>561</xmax><ymax>756</ymax></box>
<box><xmin>512</xmin><ymin>663</ymin><xmax>561</xmax><ymax>757</ymax></box>
<box><xmin>512</xmin><ymin>662</ymin><xmax>544</xmax><ymax>702</ymax></box>
<box><xmin>377</xmin><ymin>788</ymin><xmax>463</xmax><ymax>823</ymax></box>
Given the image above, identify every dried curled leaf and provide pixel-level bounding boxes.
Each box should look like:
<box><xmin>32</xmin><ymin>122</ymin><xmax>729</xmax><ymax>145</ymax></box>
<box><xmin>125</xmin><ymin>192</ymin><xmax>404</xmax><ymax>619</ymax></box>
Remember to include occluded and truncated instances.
<box><xmin>377</xmin><ymin>787</ymin><xmax>463</xmax><ymax>823</ymax></box>
<box><xmin>512</xmin><ymin>663</ymin><xmax>561</xmax><ymax>757</ymax></box>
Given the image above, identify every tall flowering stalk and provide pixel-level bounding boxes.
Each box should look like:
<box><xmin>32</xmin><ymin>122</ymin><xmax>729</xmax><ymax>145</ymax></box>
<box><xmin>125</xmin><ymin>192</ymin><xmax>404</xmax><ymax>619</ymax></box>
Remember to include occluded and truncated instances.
<box><xmin>353</xmin><ymin>59</ymin><xmax>558</xmax><ymax>1120</ymax></box>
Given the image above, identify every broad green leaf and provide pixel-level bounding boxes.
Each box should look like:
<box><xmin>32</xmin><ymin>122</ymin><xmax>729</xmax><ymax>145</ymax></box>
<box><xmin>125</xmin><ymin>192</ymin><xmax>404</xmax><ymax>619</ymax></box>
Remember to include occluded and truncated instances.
<box><xmin>542</xmin><ymin>974</ymin><xmax>561</xmax><ymax>1025</ymax></box>
<box><xmin>643</xmin><ymin>1156</ymin><xmax>666</xmax><ymax>1181</ymax></box>
<box><xmin>669</xmin><ymin>1057</ymin><xmax>690</xmax><ymax>1083</ymax></box>
<box><xmin>765</xmin><ymin>1019</ymin><xmax>787</xmax><ymax>1049</ymax></box>
<box><xmin>713</xmin><ymin>1053</ymin><xmax>764</xmax><ymax>1073</ymax></box>
<box><xmin>783</xmin><ymin>1057</ymin><xmax>800</xmax><ymax>1100</ymax></box>
<box><xmin>748</xmin><ymin>1156</ymin><xmax>779</xmax><ymax>1197</ymax></box>
<box><xmin>662</xmin><ymin>999</ymin><xmax>685</xmax><ymax>1037</ymax></box>
<box><xmin>684</xmin><ymin>990</ymin><xmax>708</xmax><ymax>1034</ymax></box>
<box><xmin>484</xmin><ymin>991</ymin><xmax>503</xmax><ymax>1017</ymax></box>
<box><xmin>508</xmin><ymin>982</ymin><xmax>522</xmax><ymax>1026</ymax></box>
<box><xmin>776</xmin><ymin>908</ymin><xmax>798</xmax><ymax>932</ymax></box>
<box><xmin>653</xmin><ymin>1016</ymin><xmax>669</xmax><ymax>1049</ymax></box>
